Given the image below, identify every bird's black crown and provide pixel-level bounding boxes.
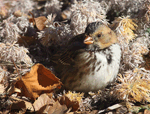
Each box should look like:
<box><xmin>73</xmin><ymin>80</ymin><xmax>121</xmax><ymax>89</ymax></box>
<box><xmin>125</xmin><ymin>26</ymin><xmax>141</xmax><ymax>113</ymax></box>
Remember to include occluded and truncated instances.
<box><xmin>85</xmin><ymin>22</ymin><xmax>103</xmax><ymax>35</ymax></box>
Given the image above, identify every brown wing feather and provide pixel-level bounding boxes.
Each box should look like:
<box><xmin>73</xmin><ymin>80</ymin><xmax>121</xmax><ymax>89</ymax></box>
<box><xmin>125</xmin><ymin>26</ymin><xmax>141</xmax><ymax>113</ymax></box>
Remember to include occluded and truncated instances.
<box><xmin>52</xmin><ymin>33</ymin><xmax>86</xmax><ymax>65</ymax></box>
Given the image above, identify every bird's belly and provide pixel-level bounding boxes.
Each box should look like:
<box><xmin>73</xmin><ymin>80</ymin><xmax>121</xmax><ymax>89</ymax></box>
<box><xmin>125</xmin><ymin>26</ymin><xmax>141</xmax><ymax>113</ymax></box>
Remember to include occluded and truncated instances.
<box><xmin>61</xmin><ymin>44</ymin><xmax>121</xmax><ymax>92</ymax></box>
<box><xmin>75</xmin><ymin>58</ymin><xmax>119</xmax><ymax>92</ymax></box>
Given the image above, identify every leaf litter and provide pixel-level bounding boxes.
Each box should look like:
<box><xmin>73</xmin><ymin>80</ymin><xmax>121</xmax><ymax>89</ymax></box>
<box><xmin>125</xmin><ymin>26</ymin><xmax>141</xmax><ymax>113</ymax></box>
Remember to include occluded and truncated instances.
<box><xmin>0</xmin><ymin>0</ymin><xmax>150</xmax><ymax>113</ymax></box>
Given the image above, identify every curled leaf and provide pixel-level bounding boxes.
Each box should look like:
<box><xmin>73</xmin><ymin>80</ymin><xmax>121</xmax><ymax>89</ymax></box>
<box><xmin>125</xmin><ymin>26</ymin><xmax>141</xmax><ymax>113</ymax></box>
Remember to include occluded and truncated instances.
<box><xmin>15</xmin><ymin>63</ymin><xmax>62</xmax><ymax>101</ymax></box>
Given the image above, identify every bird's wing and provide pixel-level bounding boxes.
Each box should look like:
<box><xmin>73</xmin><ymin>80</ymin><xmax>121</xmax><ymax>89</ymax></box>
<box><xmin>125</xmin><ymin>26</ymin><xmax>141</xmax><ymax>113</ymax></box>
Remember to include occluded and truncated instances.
<box><xmin>52</xmin><ymin>33</ymin><xmax>86</xmax><ymax>65</ymax></box>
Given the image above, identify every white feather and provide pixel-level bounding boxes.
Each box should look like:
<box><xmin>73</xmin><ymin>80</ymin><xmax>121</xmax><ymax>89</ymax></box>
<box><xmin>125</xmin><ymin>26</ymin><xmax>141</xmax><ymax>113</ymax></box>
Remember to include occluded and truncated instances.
<box><xmin>72</xmin><ymin>44</ymin><xmax>121</xmax><ymax>91</ymax></box>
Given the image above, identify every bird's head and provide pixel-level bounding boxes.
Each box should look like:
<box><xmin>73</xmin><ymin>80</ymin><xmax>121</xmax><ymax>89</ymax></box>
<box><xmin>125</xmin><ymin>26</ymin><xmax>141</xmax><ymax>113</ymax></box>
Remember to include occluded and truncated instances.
<box><xmin>84</xmin><ymin>22</ymin><xmax>118</xmax><ymax>50</ymax></box>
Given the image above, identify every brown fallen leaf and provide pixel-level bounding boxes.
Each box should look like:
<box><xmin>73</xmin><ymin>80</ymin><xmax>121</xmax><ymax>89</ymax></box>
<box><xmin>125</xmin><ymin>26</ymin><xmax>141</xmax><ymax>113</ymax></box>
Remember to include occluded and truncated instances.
<box><xmin>34</xmin><ymin>93</ymin><xmax>80</xmax><ymax>113</ymax></box>
<box><xmin>11</xmin><ymin>101</ymin><xmax>26</xmax><ymax>113</ymax></box>
<box><xmin>33</xmin><ymin>93</ymin><xmax>55</xmax><ymax>111</ymax></box>
<box><xmin>10</xmin><ymin>96</ymin><xmax>34</xmax><ymax>111</ymax></box>
<box><xmin>15</xmin><ymin>63</ymin><xmax>62</xmax><ymax>101</ymax></box>
<box><xmin>59</xmin><ymin>95</ymin><xmax>79</xmax><ymax>112</ymax></box>
<box><xmin>47</xmin><ymin>101</ymin><xmax>68</xmax><ymax>114</ymax></box>
<box><xmin>33</xmin><ymin>93</ymin><xmax>68</xmax><ymax>114</ymax></box>
<box><xmin>29</xmin><ymin>12</ymin><xmax>47</xmax><ymax>31</ymax></box>
<box><xmin>9</xmin><ymin>97</ymin><xmax>34</xmax><ymax>113</ymax></box>
<box><xmin>34</xmin><ymin>16</ymin><xmax>47</xmax><ymax>30</ymax></box>
<box><xmin>37</xmin><ymin>101</ymin><xmax>68</xmax><ymax>114</ymax></box>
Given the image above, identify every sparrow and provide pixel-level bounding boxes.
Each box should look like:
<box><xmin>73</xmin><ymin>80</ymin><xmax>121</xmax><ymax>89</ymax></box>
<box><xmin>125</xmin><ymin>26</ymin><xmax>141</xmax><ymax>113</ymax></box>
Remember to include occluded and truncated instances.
<box><xmin>53</xmin><ymin>22</ymin><xmax>121</xmax><ymax>92</ymax></box>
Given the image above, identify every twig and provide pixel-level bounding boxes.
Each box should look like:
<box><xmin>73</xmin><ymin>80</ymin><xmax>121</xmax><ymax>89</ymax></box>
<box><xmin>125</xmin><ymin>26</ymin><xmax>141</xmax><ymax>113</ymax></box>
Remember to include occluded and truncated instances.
<box><xmin>98</xmin><ymin>102</ymin><xmax>126</xmax><ymax>113</ymax></box>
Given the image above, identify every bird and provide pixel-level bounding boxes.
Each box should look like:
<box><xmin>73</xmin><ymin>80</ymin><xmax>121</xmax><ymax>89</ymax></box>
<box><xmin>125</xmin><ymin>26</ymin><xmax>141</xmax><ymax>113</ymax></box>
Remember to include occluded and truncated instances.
<box><xmin>52</xmin><ymin>22</ymin><xmax>121</xmax><ymax>92</ymax></box>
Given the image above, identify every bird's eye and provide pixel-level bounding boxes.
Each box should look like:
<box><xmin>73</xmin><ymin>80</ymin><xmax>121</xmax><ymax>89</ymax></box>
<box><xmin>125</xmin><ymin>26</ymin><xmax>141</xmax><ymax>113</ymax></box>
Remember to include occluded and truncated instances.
<box><xmin>97</xmin><ymin>34</ymin><xmax>101</xmax><ymax>37</ymax></box>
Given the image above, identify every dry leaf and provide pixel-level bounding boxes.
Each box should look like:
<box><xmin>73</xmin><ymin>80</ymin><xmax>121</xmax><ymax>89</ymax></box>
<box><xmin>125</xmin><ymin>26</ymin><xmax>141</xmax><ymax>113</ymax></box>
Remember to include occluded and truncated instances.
<box><xmin>33</xmin><ymin>94</ymin><xmax>68</xmax><ymax>114</ymax></box>
<box><xmin>0</xmin><ymin>84</ymin><xmax>4</xmax><ymax>94</ymax></box>
<box><xmin>10</xmin><ymin>96</ymin><xmax>34</xmax><ymax>112</ymax></box>
<box><xmin>37</xmin><ymin>101</ymin><xmax>67</xmax><ymax>114</ymax></box>
<box><xmin>15</xmin><ymin>63</ymin><xmax>62</xmax><ymax>101</ymax></box>
<box><xmin>34</xmin><ymin>93</ymin><xmax>79</xmax><ymax>113</ymax></box>
<box><xmin>11</xmin><ymin>101</ymin><xmax>26</xmax><ymax>113</ymax></box>
<box><xmin>29</xmin><ymin>14</ymin><xmax>47</xmax><ymax>31</ymax></box>
<box><xmin>36</xmin><ymin>104</ymin><xmax>51</xmax><ymax>114</ymax></box>
<box><xmin>59</xmin><ymin>95</ymin><xmax>79</xmax><ymax>111</ymax></box>
<box><xmin>33</xmin><ymin>93</ymin><xmax>55</xmax><ymax>111</ymax></box>
<box><xmin>47</xmin><ymin>101</ymin><xmax>68</xmax><ymax>114</ymax></box>
<box><xmin>35</xmin><ymin>16</ymin><xmax>47</xmax><ymax>30</ymax></box>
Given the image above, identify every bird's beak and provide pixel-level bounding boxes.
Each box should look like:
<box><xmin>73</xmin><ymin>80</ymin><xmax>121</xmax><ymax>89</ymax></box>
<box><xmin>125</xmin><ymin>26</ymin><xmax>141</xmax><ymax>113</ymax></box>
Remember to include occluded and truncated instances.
<box><xmin>84</xmin><ymin>36</ymin><xmax>93</xmax><ymax>44</ymax></box>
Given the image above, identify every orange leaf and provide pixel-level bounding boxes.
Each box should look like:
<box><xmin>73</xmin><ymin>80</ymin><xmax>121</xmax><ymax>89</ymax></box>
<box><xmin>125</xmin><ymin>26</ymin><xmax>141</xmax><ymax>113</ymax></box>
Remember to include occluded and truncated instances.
<box><xmin>15</xmin><ymin>63</ymin><xmax>62</xmax><ymax>101</ymax></box>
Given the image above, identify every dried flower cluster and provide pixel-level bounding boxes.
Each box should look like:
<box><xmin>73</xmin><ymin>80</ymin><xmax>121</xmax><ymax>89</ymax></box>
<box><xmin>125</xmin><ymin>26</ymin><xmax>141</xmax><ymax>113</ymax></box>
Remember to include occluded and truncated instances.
<box><xmin>112</xmin><ymin>16</ymin><xmax>150</xmax><ymax>102</ymax></box>
<box><xmin>115</xmin><ymin>68</ymin><xmax>150</xmax><ymax>103</ymax></box>
<box><xmin>113</xmin><ymin>17</ymin><xmax>138</xmax><ymax>44</ymax></box>
<box><xmin>0</xmin><ymin>66</ymin><xmax>9</xmax><ymax>83</ymax></box>
<box><xmin>0</xmin><ymin>42</ymin><xmax>32</xmax><ymax>66</ymax></box>
<box><xmin>39</xmin><ymin>15</ymin><xmax>73</xmax><ymax>48</ymax></box>
<box><xmin>0</xmin><ymin>0</ymin><xmax>33</xmax><ymax>18</ymax></box>
<box><xmin>69</xmin><ymin>0</ymin><xmax>109</xmax><ymax>35</ymax></box>
<box><xmin>39</xmin><ymin>0</ymin><xmax>109</xmax><ymax>47</ymax></box>
<box><xmin>0</xmin><ymin>16</ymin><xmax>29</xmax><ymax>43</ymax></box>
<box><xmin>105</xmin><ymin>0</ymin><xmax>150</xmax><ymax>16</ymax></box>
<box><xmin>65</xmin><ymin>91</ymin><xmax>84</xmax><ymax>104</ymax></box>
<box><xmin>45</xmin><ymin>0</ymin><xmax>62</xmax><ymax>16</ymax></box>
